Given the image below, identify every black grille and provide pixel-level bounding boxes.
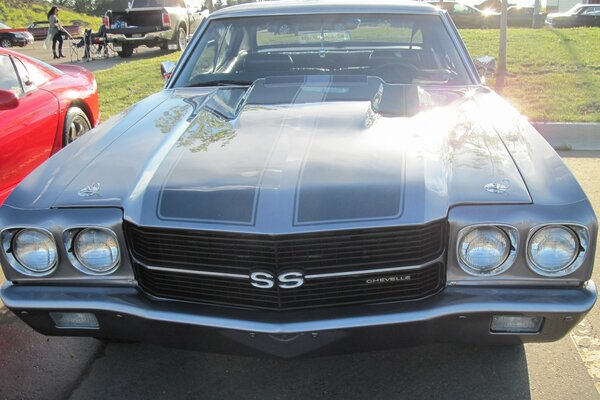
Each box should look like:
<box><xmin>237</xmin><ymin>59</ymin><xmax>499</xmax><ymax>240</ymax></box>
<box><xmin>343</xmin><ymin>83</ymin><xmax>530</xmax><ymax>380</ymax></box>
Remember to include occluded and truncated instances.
<box><xmin>137</xmin><ymin>263</ymin><xmax>444</xmax><ymax>310</ymax></box>
<box><xmin>126</xmin><ymin>221</ymin><xmax>447</xmax><ymax>310</ymax></box>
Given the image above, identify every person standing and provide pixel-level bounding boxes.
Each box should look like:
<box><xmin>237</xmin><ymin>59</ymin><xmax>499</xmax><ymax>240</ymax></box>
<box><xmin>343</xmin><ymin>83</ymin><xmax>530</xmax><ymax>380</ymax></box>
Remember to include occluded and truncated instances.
<box><xmin>47</xmin><ymin>6</ymin><xmax>70</xmax><ymax>59</ymax></box>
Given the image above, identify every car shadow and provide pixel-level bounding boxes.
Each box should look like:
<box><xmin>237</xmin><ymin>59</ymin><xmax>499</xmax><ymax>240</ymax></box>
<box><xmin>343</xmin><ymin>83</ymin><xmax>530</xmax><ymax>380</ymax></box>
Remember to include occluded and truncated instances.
<box><xmin>70</xmin><ymin>342</ymin><xmax>530</xmax><ymax>400</ymax></box>
<box><xmin>68</xmin><ymin>48</ymin><xmax>174</xmax><ymax>73</ymax></box>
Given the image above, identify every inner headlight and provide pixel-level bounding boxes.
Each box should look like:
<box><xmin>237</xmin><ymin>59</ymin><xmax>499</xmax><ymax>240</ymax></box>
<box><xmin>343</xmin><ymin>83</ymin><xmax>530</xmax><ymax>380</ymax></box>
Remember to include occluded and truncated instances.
<box><xmin>458</xmin><ymin>226</ymin><xmax>511</xmax><ymax>275</ymax></box>
<box><xmin>528</xmin><ymin>226</ymin><xmax>579</xmax><ymax>276</ymax></box>
<box><xmin>13</xmin><ymin>229</ymin><xmax>58</xmax><ymax>274</ymax></box>
<box><xmin>73</xmin><ymin>228</ymin><xmax>120</xmax><ymax>274</ymax></box>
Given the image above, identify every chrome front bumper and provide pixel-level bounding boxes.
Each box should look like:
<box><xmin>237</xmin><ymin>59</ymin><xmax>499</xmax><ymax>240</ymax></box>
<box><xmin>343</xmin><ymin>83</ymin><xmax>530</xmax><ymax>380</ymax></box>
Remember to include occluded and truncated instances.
<box><xmin>2</xmin><ymin>281</ymin><xmax>596</xmax><ymax>357</ymax></box>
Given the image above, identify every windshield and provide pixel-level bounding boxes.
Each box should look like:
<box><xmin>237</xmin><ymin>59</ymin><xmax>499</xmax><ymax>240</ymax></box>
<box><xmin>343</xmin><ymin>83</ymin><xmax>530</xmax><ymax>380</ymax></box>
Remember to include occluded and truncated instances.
<box><xmin>175</xmin><ymin>14</ymin><xmax>472</xmax><ymax>88</ymax></box>
<box><xmin>565</xmin><ymin>4</ymin><xmax>584</xmax><ymax>14</ymax></box>
<box><xmin>27</xmin><ymin>56</ymin><xmax>65</xmax><ymax>76</ymax></box>
<box><xmin>132</xmin><ymin>0</ymin><xmax>183</xmax><ymax>7</ymax></box>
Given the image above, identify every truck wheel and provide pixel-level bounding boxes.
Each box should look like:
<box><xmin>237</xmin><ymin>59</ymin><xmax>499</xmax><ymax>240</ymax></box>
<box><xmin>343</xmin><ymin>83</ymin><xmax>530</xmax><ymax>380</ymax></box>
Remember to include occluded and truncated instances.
<box><xmin>277</xmin><ymin>23</ymin><xmax>292</xmax><ymax>35</ymax></box>
<box><xmin>117</xmin><ymin>44</ymin><xmax>134</xmax><ymax>58</ymax></box>
<box><xmin>62</xmin><ymin>107</ymin><xmax>92</xmax><ymax>147</ymax></box>
<box><xmin>0</xmin><ymin>39</ymin><xmax>11</xmax><ymax>48</ymax></box>
<box><xmin>176</xmin><ymin>26</ymin><xmax>187</xmax><ymax>51</ymax></box>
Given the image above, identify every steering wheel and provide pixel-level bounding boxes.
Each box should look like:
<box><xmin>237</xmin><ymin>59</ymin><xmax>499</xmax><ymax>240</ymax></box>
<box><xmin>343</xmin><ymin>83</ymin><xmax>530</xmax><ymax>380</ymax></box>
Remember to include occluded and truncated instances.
<box><xmin>370</xmin><ymin>62</ymin><xmax>419</xmax><ymax>84</ymax></box>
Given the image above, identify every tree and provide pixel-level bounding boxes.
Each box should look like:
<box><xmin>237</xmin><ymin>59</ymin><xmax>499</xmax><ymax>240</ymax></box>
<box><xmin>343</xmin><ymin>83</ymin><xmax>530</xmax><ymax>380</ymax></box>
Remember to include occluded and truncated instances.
<box><xmin>496</xmin><ymin>0</ymin><xmax>508</xmax><ymax>92</ymax></box>
<box><xmin>532</xmin><ymin>0</ymin><xmax>542</xmax><ymax>28</ymax></box>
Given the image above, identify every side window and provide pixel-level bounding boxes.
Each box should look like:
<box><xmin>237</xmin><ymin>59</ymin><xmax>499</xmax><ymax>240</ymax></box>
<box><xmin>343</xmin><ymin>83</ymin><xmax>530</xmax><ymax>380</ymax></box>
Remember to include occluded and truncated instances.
<box><xmin>193</xmin><ymin>39</ymin><xmax>217</xmax><ymax>74</ymax></box>
<box><xmin>453</xmin><ymin>4</ymin><xmax>471</xmax><ymax>14</ymax></box>
<box><xmin>583</xmin><ymin>7</ymin><xmax>599</xmax><ymax>14</ymax></box>
<box><xmin>12</xmin><ymin>57</ymin><xmax>35</xmax><ymax>93</ymax></box>
<box><xmin>0</xmin><ymin>55</ymin><xmax>23</xmax><ymax>96</ymax></box>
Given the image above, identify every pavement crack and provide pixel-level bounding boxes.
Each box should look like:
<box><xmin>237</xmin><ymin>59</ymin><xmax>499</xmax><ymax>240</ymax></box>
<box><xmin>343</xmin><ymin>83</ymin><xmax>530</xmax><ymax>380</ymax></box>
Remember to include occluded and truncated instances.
<box><xmin>64</xmin><ymin>339</ymin><xmax>107</xmax><ymax>400</ymax></box>
<box><xmin>571</xmin><ymin>318</ymin><xmax>600</xmax><ymax>394</ymax></box>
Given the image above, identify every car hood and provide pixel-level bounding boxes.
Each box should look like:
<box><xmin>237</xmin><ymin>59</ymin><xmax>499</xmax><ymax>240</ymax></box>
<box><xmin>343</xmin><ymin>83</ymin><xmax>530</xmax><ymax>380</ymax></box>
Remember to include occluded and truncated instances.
<box><xmin>6</xmin><ymin>78</ymin><xmax>532</xmax><ymax>233</ymax></box>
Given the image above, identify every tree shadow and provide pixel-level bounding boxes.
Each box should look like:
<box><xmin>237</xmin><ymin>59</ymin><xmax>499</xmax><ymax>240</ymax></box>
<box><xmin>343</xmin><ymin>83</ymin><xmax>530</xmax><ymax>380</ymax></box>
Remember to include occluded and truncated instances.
<box><xmin>543</xmin><ymin>29</ymin><xmax>599</xmax><ymax>111</ymax></box>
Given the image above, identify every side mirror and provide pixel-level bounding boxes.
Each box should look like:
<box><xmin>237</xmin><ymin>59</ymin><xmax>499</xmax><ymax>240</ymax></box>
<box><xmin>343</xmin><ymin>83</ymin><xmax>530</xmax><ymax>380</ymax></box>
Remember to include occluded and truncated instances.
<box><xmin>474</xmin><ymin>55</ymin><xmax>496</xmax><ymax>84</ymax></box>
<box><xmin>0</xmin><ymin>90</ymin><xmax>19</xmax><ymax>110</ymax></box>
<box><xmin>161</xmin><ymin>61</ymin><xmax>176</xmax><ymax>80</ymax></box>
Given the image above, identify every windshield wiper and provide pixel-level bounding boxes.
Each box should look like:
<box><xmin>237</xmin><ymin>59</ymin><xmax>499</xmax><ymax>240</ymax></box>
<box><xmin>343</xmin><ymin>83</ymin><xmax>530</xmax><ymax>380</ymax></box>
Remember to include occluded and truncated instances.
<box><xmin>186</xmin><ymin>80</ymin><xmax>254</xmax><ymax>87</ymax></box>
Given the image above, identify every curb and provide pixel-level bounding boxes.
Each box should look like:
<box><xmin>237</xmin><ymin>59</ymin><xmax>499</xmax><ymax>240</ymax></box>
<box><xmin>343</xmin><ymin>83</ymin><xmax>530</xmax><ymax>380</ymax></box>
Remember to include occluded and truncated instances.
<box><xmin>533</xmin><ymin>123</ymin><xmax>600</xmax><ymax>151</ymax></box>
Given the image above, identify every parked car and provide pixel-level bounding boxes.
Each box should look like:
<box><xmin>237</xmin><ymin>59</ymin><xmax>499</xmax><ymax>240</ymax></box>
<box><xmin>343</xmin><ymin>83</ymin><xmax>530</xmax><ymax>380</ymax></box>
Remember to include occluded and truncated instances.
<box><xmin>0</xmin><ymin>0</ymin><xmax>596</xmax><ymax>358</ymax></box>
<box><xmin>428</xmin><ymin>1</ymin><xmax>500</xmax><ymax>28</ymax></box>
<box><xmin>546</xmin><ymin>4</ymin><xmax>600</xmax><ymax>27</ymax></box>
<box><xmin>27</xmin><ymin>21</ymin><xmax>83</xmax><ymax>40</ymax></box>
<box><xmin>104</xmin><ymin>0</ymin><xmax>207</xmax><ymax>58</ymax></box>
<box><xmin>0</xmin><ymin>23</ymin><xmax>34</xmax><ymax>47</ymax></box>
<box><xmin>507</xmin><ymin>6</ymin><xmax>547</xmax><ymax>27</ymax></box>
<box><xmin>0</xmin><ymin>48</ymin><xmax>99</xmax><ymax>204</ymax></box>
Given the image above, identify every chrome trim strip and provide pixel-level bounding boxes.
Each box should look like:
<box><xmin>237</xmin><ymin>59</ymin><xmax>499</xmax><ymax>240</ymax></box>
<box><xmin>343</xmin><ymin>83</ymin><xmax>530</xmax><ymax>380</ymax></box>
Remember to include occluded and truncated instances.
<box><xmin>305</xmin><ymin>264</ymin><xmax>428</xmax><ymax>280</ymax></box>
<box><xmin>139</xmin><ymin>262</ymin><xmax>432</xmax><ymax>281</ymax></box>
<box><xmin>143</xmin><ymin>264</ymin><xmax>250</xmax><ymax>280</ymax></box>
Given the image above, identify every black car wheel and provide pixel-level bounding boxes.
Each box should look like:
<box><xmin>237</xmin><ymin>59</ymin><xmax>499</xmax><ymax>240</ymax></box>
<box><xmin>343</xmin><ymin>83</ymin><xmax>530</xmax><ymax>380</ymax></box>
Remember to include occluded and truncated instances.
<box><xmin>277</xmin><ymin>23</ymin><xmax>293</xmax><ymax>35</ymax></box>
<box><xmin>177</xmin><ymin>26</ymin><xmax>187</xmax><ymax>51</ymax></box>
<box><xmin>333</xmin><ymin>23</ymin><xmax>346</xmax><ymax>31</ymax></box>
<box><xmin>63</xmin><ymin>107</ymin><xmax>92</xmax><ymax>147</ymax></box>
<box><xmin>0</xmin><ymin>39</ymin><xmax>11</xmax><ymax>48</ymax></box>
<box><xmin>117</xmin><ymin>44</ymin><xmax>134</xmax><ymax>58</ymax></box>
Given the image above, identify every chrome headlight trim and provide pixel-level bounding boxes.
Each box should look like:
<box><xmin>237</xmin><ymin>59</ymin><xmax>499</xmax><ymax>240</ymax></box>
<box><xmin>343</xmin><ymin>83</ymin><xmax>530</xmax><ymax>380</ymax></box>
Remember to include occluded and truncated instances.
<box><xmin>63</xmin><ymin>227</ymin><xmax>121</xmax><ymax>275</ymax></box>
<box><xmin>456</xmin><ymin>224</ymin><xmax>518</xmax><ymax>277</ymax></box>
<box><xmin>526</xmin><ymin>224</ymin><xmax>588</xmax><ymax>277</ymax></box>
<box><xmin>1</xmin><ymin>227</ymin><xmax>58</xmax><ymax>277</ymax></box>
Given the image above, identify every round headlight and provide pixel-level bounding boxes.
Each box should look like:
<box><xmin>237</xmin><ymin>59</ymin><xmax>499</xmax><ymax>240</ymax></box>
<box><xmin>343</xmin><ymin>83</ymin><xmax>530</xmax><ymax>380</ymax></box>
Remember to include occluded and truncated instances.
<box><xmin>458</xmin><ymin>226</ymin><xmax>511</xmax><ymax>275</ymax></box>
<box><xmin>528</xmin><ymin>226</ymin><xmax>579</xmax><ymax>276</ymax></box>
<box><xmin>13</xmin><ymin>229</ymin><xmax>58</xmax><ymax>274</ymax></box>
<box><xmin>74</xmin><ymin>228</ymin><xmax>120</xmax><ymax>273</ymax></box>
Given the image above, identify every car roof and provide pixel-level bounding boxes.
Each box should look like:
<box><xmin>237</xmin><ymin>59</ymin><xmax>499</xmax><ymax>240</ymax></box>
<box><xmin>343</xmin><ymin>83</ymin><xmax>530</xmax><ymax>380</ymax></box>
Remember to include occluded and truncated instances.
<box><xmin>210</xmin><ymin>0</ymin><xmax>442</xmax><ymax>19</ymax></box>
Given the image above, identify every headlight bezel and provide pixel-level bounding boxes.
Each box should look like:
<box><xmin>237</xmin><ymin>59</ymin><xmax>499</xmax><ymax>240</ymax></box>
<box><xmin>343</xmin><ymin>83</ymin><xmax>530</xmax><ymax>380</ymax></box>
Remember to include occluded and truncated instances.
<box><xmin>526</xmin><ymin>223</ymin><xmax>588</xmax><ymax>277</ymax></box>
<box><xmin>64</xmin><ymin>227</ymin><xmax>121</xmax><ymax>276</ymax></box>
<box><xmin>1</xmin><ymin>227</ymin><xmax>58</xmax><ymax>277</ymax></box>
<box><xmin>456</xmin><ymin>224</ymin><xmax>519</xmax><ymax>277</ymax></box>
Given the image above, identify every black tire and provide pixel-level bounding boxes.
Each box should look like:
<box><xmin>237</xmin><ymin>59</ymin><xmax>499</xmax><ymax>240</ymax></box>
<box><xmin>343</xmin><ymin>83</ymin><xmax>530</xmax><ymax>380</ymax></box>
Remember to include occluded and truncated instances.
<box><xmin>277</xmin><ymin>23</ymin><xmax>293</xmax><ymax>35</ymax></box>
<box><xmin>176</xmin><ymin>25</ymin><xmax>187</xmax><ymax>51</ymax></box>
<box><xmin>0</xmin><ymin>39</ymin><xmax>11</xmax><ymax>48</ymax></box>
<box><xmin>333</xmin><ymin>23</ymin><xmax>345</xmax><ymax>31</ymax></box>
<box><xmin>117</xmin><ymin>44</ymin><xmax>134</xmax><ymax>58</ymax></box>
<box><xmin>62</xmin><ymin>107</ymin><xmax>92</xmax><ymax>147</ymax></box>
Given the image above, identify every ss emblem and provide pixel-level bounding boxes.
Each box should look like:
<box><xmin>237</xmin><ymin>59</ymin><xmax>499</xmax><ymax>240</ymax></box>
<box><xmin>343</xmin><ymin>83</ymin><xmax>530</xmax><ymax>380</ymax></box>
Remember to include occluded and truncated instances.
<box><xmin>250</xmin><ymin>270</ymin><xmax>304</xmax><ymax>289</ymax></box>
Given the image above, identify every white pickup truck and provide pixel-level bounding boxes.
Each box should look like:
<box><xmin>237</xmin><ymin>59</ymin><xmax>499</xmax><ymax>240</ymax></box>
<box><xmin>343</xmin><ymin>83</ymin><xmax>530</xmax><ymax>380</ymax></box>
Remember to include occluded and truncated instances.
<box><xmin>104</xmin><ymin>0</ymin><xmax>207</xmax><ymax>58</ymax></box>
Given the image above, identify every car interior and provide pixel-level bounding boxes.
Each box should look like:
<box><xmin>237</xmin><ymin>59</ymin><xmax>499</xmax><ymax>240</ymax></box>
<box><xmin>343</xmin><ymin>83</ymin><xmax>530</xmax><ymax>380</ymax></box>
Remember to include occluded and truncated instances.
<box><xmin>180</xmin><ymin>14</ymin><xmax>470</xmax><ymax>87</ymax></box>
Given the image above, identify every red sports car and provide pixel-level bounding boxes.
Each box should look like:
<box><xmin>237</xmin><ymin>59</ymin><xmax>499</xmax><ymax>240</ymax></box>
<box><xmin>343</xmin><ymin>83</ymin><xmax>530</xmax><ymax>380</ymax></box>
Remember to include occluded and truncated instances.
<box><xmin>0</xmin><ymin>48</ymin><xmax>99</xmax><ymax>204</ymax></box>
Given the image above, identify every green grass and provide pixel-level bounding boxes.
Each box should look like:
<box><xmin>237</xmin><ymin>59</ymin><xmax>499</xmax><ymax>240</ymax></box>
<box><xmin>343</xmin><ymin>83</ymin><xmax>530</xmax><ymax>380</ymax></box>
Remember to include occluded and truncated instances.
<box><xmin>95</xmin><ymin>52</ymin><xmax>182</xmax><ymax>120</ymax></box>
<box><xmin>0</xmin><ymin>0</ymin><xmax>100</xmax><ymax>28</ymax></box>
<box><xmin>461</xmin><ymin>27</ymin><xmax>600</xmax><ymax>122</ymax></box>
<box><xmin>95</xmin><ymin>27</ymin><xmax>600</xmax><ymax>122</ymax></box>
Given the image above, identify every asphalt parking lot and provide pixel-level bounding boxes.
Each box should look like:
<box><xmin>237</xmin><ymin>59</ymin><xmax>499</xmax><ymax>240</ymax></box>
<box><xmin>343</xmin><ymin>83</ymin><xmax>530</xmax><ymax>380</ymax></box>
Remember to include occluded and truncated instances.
<box><xmin>0</xmin><ymin>153</ymin><xmax>599</xmax><ymax>399</ymax></box>
<box><xmin>13</xmin><ymin>41</ymin><xmax>164</xmax><ymax>72</ymax></box>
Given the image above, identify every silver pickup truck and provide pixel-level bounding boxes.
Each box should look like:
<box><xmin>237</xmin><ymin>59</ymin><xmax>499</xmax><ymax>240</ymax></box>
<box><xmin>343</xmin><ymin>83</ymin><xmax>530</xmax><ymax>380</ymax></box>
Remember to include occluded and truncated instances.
<box><xmin>104</xmin><ymin>0</ymin><xmax>206</xmax><ymax>58</ymax></box>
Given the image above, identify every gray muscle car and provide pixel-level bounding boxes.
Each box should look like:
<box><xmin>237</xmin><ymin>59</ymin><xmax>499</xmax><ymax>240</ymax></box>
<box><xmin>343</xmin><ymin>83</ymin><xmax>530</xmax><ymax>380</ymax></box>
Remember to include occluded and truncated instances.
<box><xmin>0</xmin><ymin>0</ymin><xmax>596</xmax><ymax>358</ymax></box>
